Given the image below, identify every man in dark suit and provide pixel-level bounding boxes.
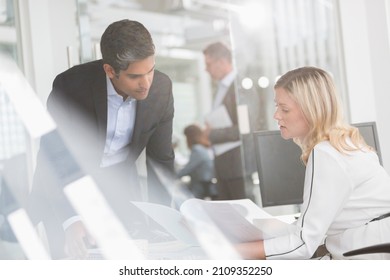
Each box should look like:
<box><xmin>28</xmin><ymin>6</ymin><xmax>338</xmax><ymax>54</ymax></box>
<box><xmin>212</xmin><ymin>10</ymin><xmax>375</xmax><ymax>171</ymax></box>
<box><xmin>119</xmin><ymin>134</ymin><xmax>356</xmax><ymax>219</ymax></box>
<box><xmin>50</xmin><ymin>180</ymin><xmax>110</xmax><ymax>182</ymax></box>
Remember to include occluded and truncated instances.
<box><xmin>202</xmin><ymin>42</ymin><xmax>246</xmax><ymax>200</ymax></box>
<box><xmin>30</xmin><ymin>19</ymin><xmax>175</xmax><ymax>259</ymax></box>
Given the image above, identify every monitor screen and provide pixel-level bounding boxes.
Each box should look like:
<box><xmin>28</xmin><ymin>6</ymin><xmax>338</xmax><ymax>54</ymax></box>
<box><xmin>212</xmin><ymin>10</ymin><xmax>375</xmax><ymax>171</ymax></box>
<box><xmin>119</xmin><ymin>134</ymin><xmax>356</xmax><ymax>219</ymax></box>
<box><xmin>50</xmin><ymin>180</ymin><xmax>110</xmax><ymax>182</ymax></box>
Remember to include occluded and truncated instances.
<box><xmin>253</xmin><ymin>122</ymin><xmax>382</xmax><ymax>208</ymax></box>
<box><xmin>353</xmin><ymin>122</ymin><xmax>382</xmax><ymax>165</ymax></box>
<box><xmin>253</xmin><ymin>130</ymin><xmax>305</xmax><ymax>207</ymax></box>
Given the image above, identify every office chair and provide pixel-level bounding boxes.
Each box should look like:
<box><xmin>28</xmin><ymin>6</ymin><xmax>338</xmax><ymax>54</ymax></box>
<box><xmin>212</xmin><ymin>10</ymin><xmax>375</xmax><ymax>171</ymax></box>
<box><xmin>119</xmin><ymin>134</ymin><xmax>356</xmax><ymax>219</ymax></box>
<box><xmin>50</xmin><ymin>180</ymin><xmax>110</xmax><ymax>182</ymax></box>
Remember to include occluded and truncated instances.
<box><xmin>343</xmin><ymin>243</ymin><xmax>390</xmax><ymax>257</ymax></box>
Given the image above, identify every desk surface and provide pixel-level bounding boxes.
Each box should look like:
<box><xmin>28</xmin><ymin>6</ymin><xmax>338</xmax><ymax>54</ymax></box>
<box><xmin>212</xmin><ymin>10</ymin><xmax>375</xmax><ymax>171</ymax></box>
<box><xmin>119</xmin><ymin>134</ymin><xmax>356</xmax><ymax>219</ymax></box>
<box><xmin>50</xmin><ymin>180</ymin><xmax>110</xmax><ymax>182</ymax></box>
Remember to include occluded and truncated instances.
<box><xmin>86</xmin><ymin>240</ymin><xmax>206</xmax><ymax>260</ymax></box>
<box><xmin>275</xmin><ymin>213</ymin><xmax>300</xmax><ymax>224</ymax></box>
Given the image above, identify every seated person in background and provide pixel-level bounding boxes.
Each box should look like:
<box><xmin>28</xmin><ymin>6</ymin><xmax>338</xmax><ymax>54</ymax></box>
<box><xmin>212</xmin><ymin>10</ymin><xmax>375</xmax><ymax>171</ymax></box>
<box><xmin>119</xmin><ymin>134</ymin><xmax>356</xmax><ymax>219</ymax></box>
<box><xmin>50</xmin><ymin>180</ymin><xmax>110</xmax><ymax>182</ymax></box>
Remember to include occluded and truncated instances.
<box><xmin>177</xmin><ymin>124</ymin><xmax>216</xmax><ymax>199</ymax></box>
<box><xmin>236</xmin><ymin>66</ymin><xmax>390</xmax><ymax>260</ymax></box>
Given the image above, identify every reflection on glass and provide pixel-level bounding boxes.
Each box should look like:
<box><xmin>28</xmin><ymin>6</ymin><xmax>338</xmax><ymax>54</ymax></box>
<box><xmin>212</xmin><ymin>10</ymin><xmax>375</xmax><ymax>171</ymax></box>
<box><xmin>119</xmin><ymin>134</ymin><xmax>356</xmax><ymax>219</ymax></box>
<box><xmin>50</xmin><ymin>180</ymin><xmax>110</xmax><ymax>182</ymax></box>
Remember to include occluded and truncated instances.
<box><xmin>0</xmin><ymin>0</ymin><xmax>14</xmax><ymax>25</ymax></box>
<box><xmin>0</xmin><ymin>83</ymin><xmax>29</xmax><ymax>260</ymax></box>
<box><xmin>241</xmin><ymin>77</ymin><xmax>253</xmax><ymax>90</ymax></box>
<box><xmin>1</xmin><ymin>0</ymin><xmax>348</xmax><ymax>260</ymax></box>
<box><xmin>258</xmin><ymin>76</ymin><xmax>269</xmax><ymax>89</ymax></box>
<box><xmin>0</xmin><ymin>0</ymin><xmax>17</xmax><ymax>62</ymax></box>
<box><xmin>230</xmin><ymin>0</ymin><xmax>342</xmax><ymax>131</ymax></box>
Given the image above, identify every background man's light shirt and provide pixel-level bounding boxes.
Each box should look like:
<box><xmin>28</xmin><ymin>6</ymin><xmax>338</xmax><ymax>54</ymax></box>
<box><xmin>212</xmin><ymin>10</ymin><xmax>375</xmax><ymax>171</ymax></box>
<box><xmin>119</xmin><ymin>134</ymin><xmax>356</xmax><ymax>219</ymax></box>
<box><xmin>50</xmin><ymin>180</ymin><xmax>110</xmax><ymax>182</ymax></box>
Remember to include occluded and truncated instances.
<box><xmin>212</xmin><ymin>70</ymin><xmax>237</xmax><ymax>109</ymax></box>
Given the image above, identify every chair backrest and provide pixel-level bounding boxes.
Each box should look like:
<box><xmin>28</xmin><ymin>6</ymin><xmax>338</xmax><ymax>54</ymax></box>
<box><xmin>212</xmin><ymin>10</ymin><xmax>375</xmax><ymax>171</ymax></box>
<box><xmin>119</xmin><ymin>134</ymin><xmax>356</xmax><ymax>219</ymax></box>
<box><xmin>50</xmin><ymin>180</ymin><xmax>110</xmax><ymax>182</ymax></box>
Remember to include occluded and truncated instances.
<box><xmin>343</xmin><ymin>243</ymin><xmax>390</xmax><ymax>256</ymax></box>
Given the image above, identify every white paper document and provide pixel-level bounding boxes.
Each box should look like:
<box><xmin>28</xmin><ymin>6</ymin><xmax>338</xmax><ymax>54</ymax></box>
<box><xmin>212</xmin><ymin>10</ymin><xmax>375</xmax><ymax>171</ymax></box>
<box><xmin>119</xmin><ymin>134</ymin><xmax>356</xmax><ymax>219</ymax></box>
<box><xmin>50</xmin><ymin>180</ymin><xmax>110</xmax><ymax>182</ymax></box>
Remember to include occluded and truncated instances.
<box><xmin>180</xmin><ymin>199</ymin><xmax>297</xmax><ymax>242</ymax></box>
<box><xmin>205</xmin><ymin>105</ymin><xmax>241</xmax><ymax>156</ymax></box>
<box><xmin>132</xmin><ymin>201</ymin><xmax>199</xmax><ymax>246</ymax></box>
<box><xmin>134</xmin><ymin>198</ymin><xmax>297</xmax><ymax>245</ymax></box>
<box><xmin>130</xmin><ymin>199</ymin><xmax>299</xmax><ymax>259</ymax></box>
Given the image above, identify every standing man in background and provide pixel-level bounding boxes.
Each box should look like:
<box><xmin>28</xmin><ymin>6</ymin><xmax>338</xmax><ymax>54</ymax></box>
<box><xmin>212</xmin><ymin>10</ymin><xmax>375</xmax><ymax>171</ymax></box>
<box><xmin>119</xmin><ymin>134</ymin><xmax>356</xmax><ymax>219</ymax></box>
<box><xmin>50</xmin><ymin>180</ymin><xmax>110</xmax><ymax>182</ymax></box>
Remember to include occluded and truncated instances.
<box><xmin>202</xmin><ymin>42</ymin><xmax>246</xmax><ymax>200</ymax></box>
<box><xmin>30</xmin><ymin>19</ymin><xmax>175</xmax><ymax>259</ymax></box>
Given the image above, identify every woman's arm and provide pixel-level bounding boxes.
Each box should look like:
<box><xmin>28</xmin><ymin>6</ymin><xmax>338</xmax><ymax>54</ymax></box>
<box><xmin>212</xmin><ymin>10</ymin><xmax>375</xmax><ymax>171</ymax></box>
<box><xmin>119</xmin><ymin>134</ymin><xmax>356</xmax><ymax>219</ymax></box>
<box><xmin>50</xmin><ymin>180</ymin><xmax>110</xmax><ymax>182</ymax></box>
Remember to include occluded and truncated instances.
<box><xmin>235</xmin><ymin>240</ymin><xmax>266</xmax><ymax>260</ymax></box>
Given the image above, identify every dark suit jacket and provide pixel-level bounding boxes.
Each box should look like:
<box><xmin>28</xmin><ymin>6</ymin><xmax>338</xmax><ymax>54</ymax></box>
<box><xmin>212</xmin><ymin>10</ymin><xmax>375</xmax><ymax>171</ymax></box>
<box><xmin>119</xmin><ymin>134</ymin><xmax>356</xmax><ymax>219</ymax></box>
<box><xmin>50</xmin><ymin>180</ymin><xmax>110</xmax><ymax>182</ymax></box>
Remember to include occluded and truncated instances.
<box><xmin>29</xmin><ymin>60</ymin><xmax>175</xmax><ymax>258</ymax></box>
<box><xmin>46</xmin><ymin>60</ymin><xmax>174</xmax><ymax>173</ymax></box>
<box><xmin>208</xmin><ymin>83</ymin><xmax>244</xmax><ymax>180</ymax></box>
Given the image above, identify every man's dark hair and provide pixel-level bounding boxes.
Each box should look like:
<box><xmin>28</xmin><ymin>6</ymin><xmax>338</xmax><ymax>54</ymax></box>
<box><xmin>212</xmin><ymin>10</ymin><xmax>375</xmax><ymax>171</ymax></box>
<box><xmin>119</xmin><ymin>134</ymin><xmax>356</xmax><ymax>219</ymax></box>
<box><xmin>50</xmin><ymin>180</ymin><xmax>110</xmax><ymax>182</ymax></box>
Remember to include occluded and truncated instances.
<box><xmin>100</xmin><ymin>19</ymin><xmax>155</xmax><ymax>73</ymax></box>
<box><xmin>202</xmin><ymin>42</ymin><xmax>232</xmax><ymax>63</ymax></box>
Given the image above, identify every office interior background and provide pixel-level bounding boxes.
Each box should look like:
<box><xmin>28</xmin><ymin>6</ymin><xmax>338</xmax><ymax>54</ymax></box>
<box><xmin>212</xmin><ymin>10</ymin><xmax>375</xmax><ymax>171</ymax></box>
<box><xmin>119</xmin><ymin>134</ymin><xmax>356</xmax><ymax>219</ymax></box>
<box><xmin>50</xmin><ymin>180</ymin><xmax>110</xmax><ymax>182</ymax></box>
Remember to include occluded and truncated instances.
<box><xmin>1</xmin><ymin>0</ymin><xmax>390</xmax><ymax>259</ymax></box>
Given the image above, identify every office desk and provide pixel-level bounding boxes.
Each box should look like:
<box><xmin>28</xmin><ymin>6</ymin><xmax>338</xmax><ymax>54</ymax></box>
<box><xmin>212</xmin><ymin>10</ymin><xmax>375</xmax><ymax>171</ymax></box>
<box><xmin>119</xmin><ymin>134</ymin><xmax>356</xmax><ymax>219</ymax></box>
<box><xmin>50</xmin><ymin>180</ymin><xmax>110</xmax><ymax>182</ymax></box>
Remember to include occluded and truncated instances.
<box><xmin>86</xmin><ymin>240</ymin><xmax>206</xmax><ymax>260</ymax></box>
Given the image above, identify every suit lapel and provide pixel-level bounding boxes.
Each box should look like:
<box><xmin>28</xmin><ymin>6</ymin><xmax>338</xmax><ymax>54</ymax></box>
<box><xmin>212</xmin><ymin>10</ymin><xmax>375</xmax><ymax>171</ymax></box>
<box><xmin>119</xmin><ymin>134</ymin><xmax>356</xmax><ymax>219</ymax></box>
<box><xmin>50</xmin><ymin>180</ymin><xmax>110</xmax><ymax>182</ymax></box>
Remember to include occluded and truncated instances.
<box><xmin>132</xmin><ymin>98</ymin><xmax>151</xmax><ymax>143</ymax></box>
<box><xmin>223</xmin><ymin>83</ymin><xmax>236</xmax><ymax>122</ymax></box>
<box><xmin>91</xmin><ymin>66</ymin><xmax>108</xmax><ymax>147</ymax></box>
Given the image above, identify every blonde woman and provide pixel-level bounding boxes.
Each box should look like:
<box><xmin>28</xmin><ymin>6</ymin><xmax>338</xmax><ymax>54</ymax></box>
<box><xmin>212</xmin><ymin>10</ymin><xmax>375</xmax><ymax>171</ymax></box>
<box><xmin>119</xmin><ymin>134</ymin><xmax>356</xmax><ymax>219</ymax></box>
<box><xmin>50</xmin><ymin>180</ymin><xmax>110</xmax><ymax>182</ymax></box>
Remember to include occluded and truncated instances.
<box><xmin>237</xmin><ymin>66</ymin><xmax>390</xmax><ymax>259</ymax></box>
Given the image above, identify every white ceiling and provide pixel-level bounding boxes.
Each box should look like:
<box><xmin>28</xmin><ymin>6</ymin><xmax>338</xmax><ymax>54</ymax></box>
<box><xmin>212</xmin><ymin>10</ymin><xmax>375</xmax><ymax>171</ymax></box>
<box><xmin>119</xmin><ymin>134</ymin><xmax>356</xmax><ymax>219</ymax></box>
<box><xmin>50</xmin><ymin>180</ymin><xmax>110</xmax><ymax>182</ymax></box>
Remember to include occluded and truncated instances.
<box><xmin>83</xmin><ymin>0</ymin><xmax>243</xmax><ymax>52</ymax></box>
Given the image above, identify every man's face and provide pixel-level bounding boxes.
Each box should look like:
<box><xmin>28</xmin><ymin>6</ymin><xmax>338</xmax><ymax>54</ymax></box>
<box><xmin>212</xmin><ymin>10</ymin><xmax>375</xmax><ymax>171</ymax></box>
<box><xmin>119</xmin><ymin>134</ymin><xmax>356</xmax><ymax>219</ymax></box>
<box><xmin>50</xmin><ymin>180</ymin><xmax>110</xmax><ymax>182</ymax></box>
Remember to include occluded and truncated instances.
<box><xmin>104</xmin><ymin>55</ymin><xmax>155</xmax><ymax>100</ymax></box>
<box><xmin>204</xmin><ymin>54</ymin><xmax>225</xmax><ymax>81</ymax></box>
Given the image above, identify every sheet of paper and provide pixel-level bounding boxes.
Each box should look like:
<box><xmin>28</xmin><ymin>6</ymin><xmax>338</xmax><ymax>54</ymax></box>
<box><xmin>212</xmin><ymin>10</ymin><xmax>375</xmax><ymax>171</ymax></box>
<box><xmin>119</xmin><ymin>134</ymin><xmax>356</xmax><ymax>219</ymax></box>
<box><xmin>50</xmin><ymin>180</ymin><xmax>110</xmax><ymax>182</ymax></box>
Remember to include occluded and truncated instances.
<box><xmin>205</xmin><ymin>105</ymin><xmax>233</xmax><ymax>129</ymax></box>
<box><xmin>132</xmin><ymin>201</ymin><xmax>199</xmax><ymax>246</ymax></box>
<box><xmin>179</xmin><ymin>199</ymin><xmax>243</xmax><ymax>259</ymax></box>
<box><xmin>253</xmin><ymin>218</ymin><xmax>297</xmax><ymax>239</ymax></box>
<box><xmin>205</xmin><ymin>105</ymin><xmax>241</xmax><ymax>156</ymax></box>
<box><xmin>180</xmin><ymin>199</ymin><xmax>286</xmax><ymax>242</ymax></box>
<box><xmin>237</xmin><ymin>104</ymin><xmax>250</xmax><ymax>134</ymax></box>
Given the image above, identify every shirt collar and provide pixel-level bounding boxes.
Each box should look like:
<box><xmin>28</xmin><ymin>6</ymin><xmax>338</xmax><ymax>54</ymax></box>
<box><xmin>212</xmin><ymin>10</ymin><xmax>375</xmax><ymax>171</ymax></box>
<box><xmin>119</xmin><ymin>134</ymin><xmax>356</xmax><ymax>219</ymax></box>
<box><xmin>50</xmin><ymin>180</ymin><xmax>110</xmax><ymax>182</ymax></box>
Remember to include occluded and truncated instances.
<box><xmin>106</xmin><ymin>76</ymin><xmax>133</xmax><ymax>102</ymax></box>
<box><xmin>220</xmin><ymin>69</ymin><xmax>237</xmax><ymax>88</ymax></box>
<box><xmin>106</xmin><ymin>76</ymin><xmax>117</xmax><ymax>96</ymax></box>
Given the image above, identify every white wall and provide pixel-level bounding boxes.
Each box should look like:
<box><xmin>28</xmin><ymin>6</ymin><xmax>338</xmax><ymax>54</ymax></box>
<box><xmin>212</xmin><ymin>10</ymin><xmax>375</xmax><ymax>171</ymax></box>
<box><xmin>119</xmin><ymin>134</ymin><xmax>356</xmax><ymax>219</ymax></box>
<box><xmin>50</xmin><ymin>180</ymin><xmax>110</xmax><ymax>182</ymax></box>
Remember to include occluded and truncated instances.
<box><xmin>338</xmin><ymin>0</ymin><xmax>390</xmax><ymax>172</ymax></box>
<box><xmin>17</xmin><ymin>0</ymin><xmax>78</xmax><ymax>104</ymax></box>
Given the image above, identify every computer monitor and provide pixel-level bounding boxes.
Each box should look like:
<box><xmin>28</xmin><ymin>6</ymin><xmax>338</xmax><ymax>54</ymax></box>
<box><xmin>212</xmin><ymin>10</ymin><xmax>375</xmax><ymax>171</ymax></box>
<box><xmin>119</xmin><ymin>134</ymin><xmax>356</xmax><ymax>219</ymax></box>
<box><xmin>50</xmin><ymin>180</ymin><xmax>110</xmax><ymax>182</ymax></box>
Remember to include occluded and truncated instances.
<box><xmin>353</xmin><ymin>122</ymin><xmax>382</xmax><ymax>165</ymax></box>
<box><xmin>253</xmin><ymin>130</ymin><xmax>304</xmax><ymax>207</ymax></box>
<box><xmin>253</xmin><ymin>122</ymin><xmax>382</xmax><ymax>208</ymax></box>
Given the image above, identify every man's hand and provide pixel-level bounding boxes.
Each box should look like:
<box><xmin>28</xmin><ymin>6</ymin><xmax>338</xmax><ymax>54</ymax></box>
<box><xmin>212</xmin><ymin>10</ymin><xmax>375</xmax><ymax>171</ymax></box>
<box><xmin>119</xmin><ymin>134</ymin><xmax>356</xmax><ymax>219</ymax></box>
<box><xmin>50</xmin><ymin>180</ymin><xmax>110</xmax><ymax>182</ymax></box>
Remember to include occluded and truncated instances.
<box><xmin>204</xmin><ymin>122</ymin><xmax>212</xmax><ymax>138</ymax></box>
<box><xmin>64</xmin><ymin>221</ymin><xmax>96</xmax><ymax>259</ymax></box>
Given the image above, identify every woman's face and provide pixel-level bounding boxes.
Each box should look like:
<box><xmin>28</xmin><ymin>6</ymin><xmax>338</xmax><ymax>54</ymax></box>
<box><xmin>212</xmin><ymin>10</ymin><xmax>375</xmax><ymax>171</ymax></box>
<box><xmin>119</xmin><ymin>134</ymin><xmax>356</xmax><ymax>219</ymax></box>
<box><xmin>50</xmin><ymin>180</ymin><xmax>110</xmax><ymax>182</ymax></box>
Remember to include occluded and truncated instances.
<box><xmin>274</xmin><ymin>87</ymin><xmax>310</xmax><ymax>141</ymax></box>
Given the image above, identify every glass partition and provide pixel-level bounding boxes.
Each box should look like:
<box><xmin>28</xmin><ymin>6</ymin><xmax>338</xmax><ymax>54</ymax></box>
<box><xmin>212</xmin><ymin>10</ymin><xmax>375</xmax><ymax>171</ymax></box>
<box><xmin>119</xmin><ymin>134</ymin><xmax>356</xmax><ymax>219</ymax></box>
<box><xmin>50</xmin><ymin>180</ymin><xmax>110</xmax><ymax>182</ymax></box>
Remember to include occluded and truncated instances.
<box><xmin>72</xmin><ymin>0</ymin><xmax>346</xmax><ymax>204</ymax></box>
<box><xmin>0</xmin><ymin>54</ymin><xmax>49</xmax><ymax>260</ymax></box>
<box><xmin>0</xmin><ymin>0</ymin><xmax>348</xmax><ymax>260</ymax></box>
<box><xmin>0</xmin><ymin>0</ymin><xmax>19</xmax><ymax>63</ymax></box>
<box><xmin>230</xmin><ymin>0</ymin><xmax>343</xmax><ymax>130</ymax></box>
<box><xmin>228</xmin><ymin>0</ymin><xmax>345</xmax><ymax>205</ymax></box>
<box><xmin>0</xmin><ymin>0</ymin><xmax>30</xmax><ymax>259</ymax></box>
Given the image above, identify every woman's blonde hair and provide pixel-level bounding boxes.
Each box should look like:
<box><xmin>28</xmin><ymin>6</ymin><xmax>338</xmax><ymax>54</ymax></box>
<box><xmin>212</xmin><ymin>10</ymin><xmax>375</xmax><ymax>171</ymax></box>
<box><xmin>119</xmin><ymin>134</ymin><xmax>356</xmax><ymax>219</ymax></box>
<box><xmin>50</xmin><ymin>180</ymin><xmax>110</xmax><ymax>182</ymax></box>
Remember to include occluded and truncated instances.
<box><xmin>274</xmin><ymin>66</ymin><xmax>372</xmax><ymax>164</ymax></box>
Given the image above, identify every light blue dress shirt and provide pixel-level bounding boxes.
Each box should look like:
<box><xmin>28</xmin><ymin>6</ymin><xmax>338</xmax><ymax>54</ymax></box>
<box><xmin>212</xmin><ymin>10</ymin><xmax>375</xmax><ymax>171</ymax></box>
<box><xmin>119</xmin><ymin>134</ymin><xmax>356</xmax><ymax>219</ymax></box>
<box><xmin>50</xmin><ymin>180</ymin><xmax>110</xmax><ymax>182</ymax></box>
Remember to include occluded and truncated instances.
<box><xmin>100</xmin><ymin>76</ymin><xmax>137</xmax><ymax>167</ymax></box>
<box><xmin>212</xmin><ymin>69</ymin><xmax>236</xmax><ymax>109</ymax></box>
<box><xmin>64</xmin><ymin>76</ymin><xmax>137</xmax><ymax>229</ymax></box>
